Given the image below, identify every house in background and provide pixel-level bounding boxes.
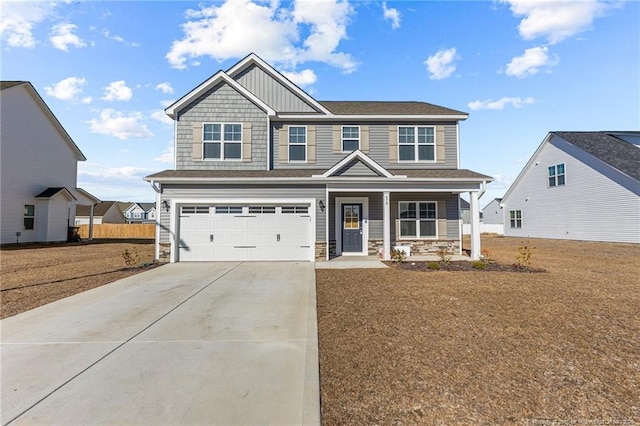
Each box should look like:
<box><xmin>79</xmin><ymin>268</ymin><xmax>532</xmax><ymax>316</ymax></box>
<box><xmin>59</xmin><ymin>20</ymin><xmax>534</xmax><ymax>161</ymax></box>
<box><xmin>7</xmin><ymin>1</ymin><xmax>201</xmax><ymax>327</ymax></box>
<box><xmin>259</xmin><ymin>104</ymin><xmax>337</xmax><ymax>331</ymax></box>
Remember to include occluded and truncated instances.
<box><xmin>123</xmin><ymin>202</ymin><xmax>156</xmax><ymax>223</ymax></box>
<box><xmin>0</xmin><ymin>81</ymin><xmax>99</xmax><ymax>244</ymax></box>
<box><xmin>501</xmin><ymin>131</ymin><xmax>640</xmax><ymax>243</ymax></box>
<box><xmin>75</xmin><ymin>201</ymin><xmax>126</xmax><ymax>225</ymax></box>
<box><xmin>145</xmin><ymin>53</ymin><xmax>492</xmax><ymax>262</ymax></box>
<box><xmin>482</xmin><ymin>198</ymin><xmax>503</xmax><ymax>225</ymax></box>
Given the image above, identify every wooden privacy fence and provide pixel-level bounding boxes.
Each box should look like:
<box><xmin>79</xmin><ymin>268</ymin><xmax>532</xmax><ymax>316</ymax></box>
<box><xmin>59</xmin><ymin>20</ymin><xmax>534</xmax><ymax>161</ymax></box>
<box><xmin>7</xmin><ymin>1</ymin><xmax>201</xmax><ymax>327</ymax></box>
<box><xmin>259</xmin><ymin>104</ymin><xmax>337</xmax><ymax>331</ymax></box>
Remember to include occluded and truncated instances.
<box><xmin>78</xmin><ymin>224</ymin><xmax>155</xmax><ymax>239</ymax></box>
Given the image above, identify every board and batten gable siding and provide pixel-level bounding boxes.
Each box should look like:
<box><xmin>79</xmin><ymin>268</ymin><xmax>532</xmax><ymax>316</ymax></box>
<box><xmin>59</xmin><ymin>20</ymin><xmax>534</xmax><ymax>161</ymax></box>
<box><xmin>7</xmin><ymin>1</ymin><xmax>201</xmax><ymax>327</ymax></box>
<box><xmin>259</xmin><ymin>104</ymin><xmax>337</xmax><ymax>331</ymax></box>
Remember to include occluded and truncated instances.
<box><xmin>503</xmin><ymin>138</ymin><xmax>640</xmax><ymax>243</ymax></box>
<box><xmin>159</xmin><ymin>185</ymin><xmax>326</xmax><ymax>245</ymax></box>
<box><xmin>0</xmin><ymin>85</ymin><xmax>80</xmax><ymax>244</ymax></box>
<box><xmin>234</xmin><ymin>64</ymin><xmax>319</xmax><ymax>113</ymax></box>
<box><xmin>272</xmin><ymin>122</ymin><xmax>458</xmax><ymax>169</ymax></box>
<box><xmin>175</xmin><ymin>82</ymin><xmax>268</xmax><ymax>170</ymax></box>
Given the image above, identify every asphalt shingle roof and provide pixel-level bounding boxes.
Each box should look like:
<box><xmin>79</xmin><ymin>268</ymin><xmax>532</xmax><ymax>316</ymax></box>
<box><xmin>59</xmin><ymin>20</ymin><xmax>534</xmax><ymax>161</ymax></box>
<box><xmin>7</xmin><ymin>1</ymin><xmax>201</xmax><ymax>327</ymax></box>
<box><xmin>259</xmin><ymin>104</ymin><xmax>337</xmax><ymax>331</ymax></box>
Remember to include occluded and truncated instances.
<box><xmin>553</xmin><ymin>131</ymin><xmax>640</xmax><ymax>181</ymax></box>
<box><xmin>318</xmin><ymin>101</ymin><xmax>467</xmax><ymax>116</ymax></box>
<box><xmin>76</xmin><ymin>201</ymin><xmax>118</xmax><ymax>217</ymax></box>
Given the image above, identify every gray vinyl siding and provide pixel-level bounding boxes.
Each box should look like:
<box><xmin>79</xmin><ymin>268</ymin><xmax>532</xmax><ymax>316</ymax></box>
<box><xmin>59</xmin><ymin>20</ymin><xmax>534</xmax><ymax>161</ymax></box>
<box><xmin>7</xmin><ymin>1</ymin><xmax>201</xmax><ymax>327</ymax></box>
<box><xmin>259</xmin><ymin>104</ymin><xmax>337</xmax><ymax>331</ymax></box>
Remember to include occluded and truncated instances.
<box><xmin>391</xmin><ymin>193</ymin><xmax>460</xmax><ymax>240</ymax></box>
<box><xmin>160</xmin><ymin>184</ymin><xmax>326</xmax><ymax>242</ymax></box>
<box><xmin>234</xmin><ymin>64</ymin><xmax>319</xmax><ymax>113</ymax></box>
<box><xmin>273</xmin><ymin>122</ymin><xmax>458</xmax><ymax>169</ymax></box>
<box><xmin>502</xmin><ymin>136</ymin><xmax>640</xmax><ymax>243</ymax></box>
<box><xmin>328</xmin><ymin>192</ymin><xmax>384</xmax><ymax>240</ymax></box>
<box><xmin>176</xmin><ymin>82</ymin><xmax>268</xmax><ymax>170</ymax></box>
<box><xmin>482</xmin><ymin>199</ymin><xmax>504</xmax><ymax>225</ymax></box>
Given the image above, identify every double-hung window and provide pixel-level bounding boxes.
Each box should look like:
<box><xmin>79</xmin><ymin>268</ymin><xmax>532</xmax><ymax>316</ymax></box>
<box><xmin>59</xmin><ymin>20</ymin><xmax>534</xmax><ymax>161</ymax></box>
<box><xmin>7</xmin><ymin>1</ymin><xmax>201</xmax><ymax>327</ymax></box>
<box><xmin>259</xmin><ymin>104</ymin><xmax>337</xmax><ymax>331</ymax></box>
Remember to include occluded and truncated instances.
<box><xmin>398</xmin><ymin>126</ymin><xmax>435</xmax><ymax>162</ymax></box>
<box><xmin>289</xmin><ymin>126</ymin><xmax>306</xmax><ymax>162</ymax></box>
<box><xmin>203</xmin><ymin>123</ymin><xmax>242</xmax><ymax>160</ymax></box>
<box><xmin>548</xmin><ymin>163</ymin><xmax>566</xmax><ymax>187</ymax></box>
<box><xmin>509</xmin><ymin>210</ymin><xmax>522</xmax><ymax>228</ymax></box>
<box><xmin>342</xmin><ymin>126</ymin><xmax>360</xmax><ymax>152</ymax></box>
<box><xmin>23</xmin><ymin>204</ymin><xmax>35</xmax><ymax>230</ymax></box>
<box><xmin>398</xmin><ymin>201</ymin><xmax>437</xmax><ymax>238</ymax></box>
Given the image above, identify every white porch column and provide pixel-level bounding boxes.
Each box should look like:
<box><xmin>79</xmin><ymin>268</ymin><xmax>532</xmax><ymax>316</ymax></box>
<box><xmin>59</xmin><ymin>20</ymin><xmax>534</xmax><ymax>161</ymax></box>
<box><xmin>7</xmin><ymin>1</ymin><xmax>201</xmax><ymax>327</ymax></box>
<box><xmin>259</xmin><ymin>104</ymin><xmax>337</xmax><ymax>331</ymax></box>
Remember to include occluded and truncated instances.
<box><xmin>469</xmin><ymin>191</ymin><xmax>481</xmax><ymax>260</ymax></box>
<box><xmin>383</xmin><ymin>191</ymin><xmax>391</xmax><ymax>260</ymax></box>
<box><xmin>88</xmin><ymin>204</ymin><xmax>94</xmax><ymax>241</ymax></box>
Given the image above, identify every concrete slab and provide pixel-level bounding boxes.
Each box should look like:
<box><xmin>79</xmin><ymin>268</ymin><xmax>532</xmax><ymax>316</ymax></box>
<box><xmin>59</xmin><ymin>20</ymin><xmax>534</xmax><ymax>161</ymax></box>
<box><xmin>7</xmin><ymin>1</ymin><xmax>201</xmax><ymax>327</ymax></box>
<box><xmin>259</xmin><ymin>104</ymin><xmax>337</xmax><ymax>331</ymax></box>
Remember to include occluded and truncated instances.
<box><xmin>1</xmin><ymin>262</ymin><xmax>319</xmax><ymax>425</ymax></box>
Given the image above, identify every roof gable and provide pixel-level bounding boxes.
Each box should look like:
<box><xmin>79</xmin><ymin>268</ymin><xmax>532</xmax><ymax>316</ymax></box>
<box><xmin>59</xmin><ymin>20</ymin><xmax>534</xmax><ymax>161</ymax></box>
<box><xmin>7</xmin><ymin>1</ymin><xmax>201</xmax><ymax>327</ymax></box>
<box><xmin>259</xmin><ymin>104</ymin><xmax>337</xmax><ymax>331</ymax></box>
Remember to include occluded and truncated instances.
<box><xmin>318</xmin><ymin>150</ymin><xmax>400</xmax><ymax>178</ymax></box>
<box><xmin>35</xmin><ymin>187</ymin><xmax>76</xmax><ymax>201</ymax></box>
<box><xmin>76</xmin><ymin>201</ymin><xmax>119</xmax><ymax>217</ymax></box>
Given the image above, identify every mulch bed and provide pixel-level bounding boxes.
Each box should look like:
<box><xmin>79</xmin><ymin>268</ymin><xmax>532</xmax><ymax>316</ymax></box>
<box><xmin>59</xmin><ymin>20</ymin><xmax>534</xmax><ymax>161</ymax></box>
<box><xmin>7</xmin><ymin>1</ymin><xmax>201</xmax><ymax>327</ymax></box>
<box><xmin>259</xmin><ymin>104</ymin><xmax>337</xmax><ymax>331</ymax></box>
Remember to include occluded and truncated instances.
<box><xmin>390</xmin><ymin>260</ymin><xmax>546</xmax><ymax>273</ymax></box>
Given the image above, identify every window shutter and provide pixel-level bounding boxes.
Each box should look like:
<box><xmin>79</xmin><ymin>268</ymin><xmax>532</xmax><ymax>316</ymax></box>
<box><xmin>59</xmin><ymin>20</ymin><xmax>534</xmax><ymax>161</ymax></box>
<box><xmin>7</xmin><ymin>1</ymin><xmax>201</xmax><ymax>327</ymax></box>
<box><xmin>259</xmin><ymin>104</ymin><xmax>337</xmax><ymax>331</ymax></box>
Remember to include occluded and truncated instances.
<box><xmin>436</xmin><ymin>125</ymin><xmax>445</xmax><ymax>163</ymax></box>
<box><xmin>242</xmin><ymin>122</ymin><xmax>252</xmax><ymax>162</ymax></box>
<box><xmin>388</xmin><ymin>125</ymin><xmax>398</xmax><ymax>163</ymax></box>
<box><xmin>307</xmin><ymin>125</ymin><xmax>316</xmax><ymax>163</ymax></box>
<box><xmin>360</xmin><ymin>125</ymin><xmax>369</xmax><ymax>153</ymax></box>
<box><xmin>192</xmin><ymin>123</ymin><xmax>203</xmax><ymax>161</ymax></box>
<box><xmin>279</xmin><ymin>125</ymin><xmax>288</xmax><ymax>163</ymax></box>
<box><xmin>332</xmin><ymin>125</ymin><xmax>341</xmax><ymax>152</ymax></box>
<box><xmin>437</xmin><ymin>201</ymin><xmax>447</xmax><ymax>238</ymax></box>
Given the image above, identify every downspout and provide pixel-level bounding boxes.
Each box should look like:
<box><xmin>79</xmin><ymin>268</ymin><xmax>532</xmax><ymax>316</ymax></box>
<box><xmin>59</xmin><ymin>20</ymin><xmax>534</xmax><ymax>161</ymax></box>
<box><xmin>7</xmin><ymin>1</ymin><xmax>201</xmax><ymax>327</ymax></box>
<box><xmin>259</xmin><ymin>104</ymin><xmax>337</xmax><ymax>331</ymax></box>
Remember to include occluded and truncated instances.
<box><xmin>150</xmin><ymin>179</ymin><xmax>161</xmax><ymax>261</ymax></box>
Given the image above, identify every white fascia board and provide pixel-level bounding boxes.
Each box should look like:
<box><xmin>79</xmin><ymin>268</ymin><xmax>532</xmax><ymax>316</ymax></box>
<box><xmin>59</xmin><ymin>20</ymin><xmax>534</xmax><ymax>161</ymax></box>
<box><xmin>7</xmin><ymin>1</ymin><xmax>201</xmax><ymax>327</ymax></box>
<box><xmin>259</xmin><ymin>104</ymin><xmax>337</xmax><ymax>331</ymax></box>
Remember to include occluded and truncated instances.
<box><xmin>165</xmin><ymin>71</ymin><xmax>276</xmax><ymax>118</ymax></box>
<box><xmin>74</xmin><ymin>187</ymin><xmax>101</xmax><ymax>204</ymax></box>
<box><xmin>276</xmin><ymin>114</ymin><xmax>469</xmax><ymax>121</ymax></box>
<box><xmin>320</xmin><ymin>150</ymin><xmax>395</xmax><ymax>178</ymax></box>
<box><xmin>226</xmin><ymin>53</ymin><xmax>332</xmax><ymax>115</ymax></box>
<box><xmin>501</xmin><ymin>132</ymin><xmax>553</xmax><ymax>204</ymax></box>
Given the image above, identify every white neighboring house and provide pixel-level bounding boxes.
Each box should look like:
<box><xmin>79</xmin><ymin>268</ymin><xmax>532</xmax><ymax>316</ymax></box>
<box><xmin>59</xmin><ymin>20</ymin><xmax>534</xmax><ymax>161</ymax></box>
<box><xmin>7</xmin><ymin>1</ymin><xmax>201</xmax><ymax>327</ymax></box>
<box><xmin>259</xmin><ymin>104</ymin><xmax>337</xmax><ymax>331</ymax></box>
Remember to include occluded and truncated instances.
<box><xmin>501</xmin><ymin>131</ymin><xmax>640</xmax><ymax>244</ymax></box>
<box><xmin>123</xmin><ymin>202</ymin><xmax>155</xmax><ymax>223</ymax></box>
<box><xmin>482</xmin><ymin>198</ymin><xmax>503</xmax><ymax>224</ymax></box>
<box><xmin>0</xmin><ymin>81</ymin><xmax>99</xmax><ymax>244</ymax></box>
<box><xmin>75</xmin><ymin>201</ymin><xmax>126</xmax><ymax>225</ymax></box>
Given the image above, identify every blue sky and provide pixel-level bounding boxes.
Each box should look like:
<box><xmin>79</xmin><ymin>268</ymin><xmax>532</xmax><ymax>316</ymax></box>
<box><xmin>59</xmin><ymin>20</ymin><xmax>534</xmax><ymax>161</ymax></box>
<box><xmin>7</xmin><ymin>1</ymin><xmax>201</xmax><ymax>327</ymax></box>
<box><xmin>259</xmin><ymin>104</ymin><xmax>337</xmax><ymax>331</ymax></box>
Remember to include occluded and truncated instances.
<box><xmin>2</xmin><ymin>0</ymin><xmax>638</xmax><ymax>205</ymax></box>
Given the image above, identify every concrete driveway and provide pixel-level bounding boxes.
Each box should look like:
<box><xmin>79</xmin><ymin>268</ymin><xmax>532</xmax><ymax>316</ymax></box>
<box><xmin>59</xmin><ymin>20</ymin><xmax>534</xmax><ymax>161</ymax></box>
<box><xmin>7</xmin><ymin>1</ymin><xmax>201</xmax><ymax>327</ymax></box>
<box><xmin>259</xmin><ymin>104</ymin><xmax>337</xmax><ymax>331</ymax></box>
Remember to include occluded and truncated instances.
<box><xmin>1</xmin><ymin>262</ymin><xmax>319</xmax><ymax>425</ymax></box>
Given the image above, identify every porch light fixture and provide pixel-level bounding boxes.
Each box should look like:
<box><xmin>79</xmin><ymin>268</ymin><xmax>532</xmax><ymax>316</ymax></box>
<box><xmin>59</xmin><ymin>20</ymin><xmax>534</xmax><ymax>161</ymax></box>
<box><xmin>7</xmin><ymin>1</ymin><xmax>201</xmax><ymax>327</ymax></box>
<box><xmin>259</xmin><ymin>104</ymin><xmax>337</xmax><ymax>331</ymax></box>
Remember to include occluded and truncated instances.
<box><xmin>318</xmin><ymin>200</ymin><xmax>325</xmax><ymax>212</ymax></box>
<box><xmin>162</xmin><ymin>200</ymin><xmax>170</xmax><ymax>211</ymax></box>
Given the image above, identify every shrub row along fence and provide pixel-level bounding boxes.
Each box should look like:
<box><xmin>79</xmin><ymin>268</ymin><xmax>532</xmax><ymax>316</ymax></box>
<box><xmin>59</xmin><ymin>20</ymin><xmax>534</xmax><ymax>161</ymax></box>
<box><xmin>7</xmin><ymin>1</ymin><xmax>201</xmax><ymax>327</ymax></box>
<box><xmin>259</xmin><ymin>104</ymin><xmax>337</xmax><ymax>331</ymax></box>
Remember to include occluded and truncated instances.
<box><xmin>78</xmin><ymin>224</ymin><xmax>155</xmax><ymax>239</ymax></box>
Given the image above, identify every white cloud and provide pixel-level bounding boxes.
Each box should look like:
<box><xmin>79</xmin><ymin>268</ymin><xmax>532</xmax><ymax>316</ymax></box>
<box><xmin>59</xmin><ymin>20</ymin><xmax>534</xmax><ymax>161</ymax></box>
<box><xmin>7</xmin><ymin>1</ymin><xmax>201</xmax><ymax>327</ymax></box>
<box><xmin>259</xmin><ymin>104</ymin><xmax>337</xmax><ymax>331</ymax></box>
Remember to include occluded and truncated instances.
<box><xmin>44</xmin><ymin>77</ymin><xmax>88</xmax><ymax>101</ymax></box>
<box><xmin>0</xmin><ymin>2</ymin><xmax>55</xmax><ymax>48</ymax></box>
<box><xmin>382</xmin><ymin>2</ymin><xmax>401</xmax><ymax>29</ymax></box>
<box><xmin>87</xmin><ymin>109</ymin><xmax>153</xmax><ymax>140</ymax></box>
<box><xmin>102</xmin><ymin>30</ymin><xmax>140</xmax><ymax>47</ymax></box>
<box><xmin>467</xmin><ymin>96</ymin><xmax>535</xmax><ymax>110</ymax></box>
<box><xmin>102</xmin><ymin>81</ymin><xmax>133</xmax><ymax>102</ymax></box>
<box><xmin>166</xmin><ymin>0</ymin><xmax>357</xmax><ymax>74</ymax></box>
<box><xmin>500</xmin><ymin>0</ymin><xmax>616</xmax><ymax>44</ymax></box>
<box><xmin>424</xmin><ymin>47</ymin><xmax>458</xmax><ymax>80</ymax></box>
<box><xmin>153</xmin><ymin>141</ymin><xmax>175</xmax><ymax>165</ymax></box>
<box><xmin>50</xmin><ymin>23</ymin><xmax>87</xmax><ymax>51</ymax></box>
<box><xmin>150</xmin><ymin>109</ymin><xmax>174</xmax><ymax>126</ymax></box>
<box><xmin>160</xmin><ymin>99</ymin><xmax>174</xmax><ymax>108</ymax></box>
<box><xmin>79</xmin><ymin>163</ymin><xmax>155</xmax><ymax>181</ymax></box>
<box><xmin>155</xmin><ymin>82</ymin><xmax>174</xmax><ymax>94</ymax></box>
<box><xmin>282</xmin><ymin>69</ymin><xmax>317</xmax><ymax>87</ymax></box>
<box><xmin>505</xmin><ymin>46</ymin><xmax>558</xmax><ymax>78</ymax></box>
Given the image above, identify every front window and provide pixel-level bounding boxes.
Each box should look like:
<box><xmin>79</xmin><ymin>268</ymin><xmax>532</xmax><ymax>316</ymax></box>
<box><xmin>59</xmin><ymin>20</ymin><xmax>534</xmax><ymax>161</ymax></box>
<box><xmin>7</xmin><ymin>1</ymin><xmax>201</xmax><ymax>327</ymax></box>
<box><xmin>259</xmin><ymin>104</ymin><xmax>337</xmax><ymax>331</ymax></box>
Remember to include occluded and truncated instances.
<box><xmin>399</xmin><ymin>201</ymin><xmax>437</xmax><ymax>238</ymax></box>
<box><xmin>398</xmin><ymin>126</ymin><xmax>435</xmax><ymax>162</ymax></box>
<box><xmin>289</xmin><ymin>126</ymin><xmax>306</xmax><ymax>162</ymax></box>
<box><xmin>203</xmin><ymin>123</ymin><xmax>242</xmax><ymax>160</ymax></box>
<box><xmin>23</xmin><ymin>204</ymin><xmax>35</xmax><ymax>230</ymax></box>
<box><xmin>548</xmin><ymin>163</ymin><xmax>566</xmax><ymax>187</ymax></box>
<box><xmin>510</xmin><ymin>210</ymin><xmax>522</xmax><ymax>228</ymax></box>
<box><xmin>342</xmin><ymin>126</ymin><xmax>360</xmax><ymax>152</ymax></box>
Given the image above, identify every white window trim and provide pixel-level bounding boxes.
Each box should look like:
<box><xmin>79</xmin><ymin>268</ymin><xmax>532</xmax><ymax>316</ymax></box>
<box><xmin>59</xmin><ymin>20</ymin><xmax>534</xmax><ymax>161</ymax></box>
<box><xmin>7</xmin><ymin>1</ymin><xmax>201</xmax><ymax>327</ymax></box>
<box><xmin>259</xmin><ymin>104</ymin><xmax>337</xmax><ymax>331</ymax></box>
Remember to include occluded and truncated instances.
<box><xmin>203</xmin><ymin>123</ymin><xmax>243</xmax><ymax>161</ymax></box>
<box><xmin>509</xmin><ymin>209</ymin><xmax>523</xmax><ymax>229</ymax></box>
<box><xmin>288</xmin><ymin>125</ymin><xmax>307</xmax><ymax>163</ymax></box>
<box><xmin>548</xmin><ymin>162</ymin><xmax>566</xmax><ymax>187</ymax></box>
<box><xmin>341</xmin><ymin>125</ymin><xmax>360</xmax><ymax>153</ymax></box>
<box><xmin>397</xmin><ymin>126</ymin><xmax>437</xmax><ymax>163</ymax></box>
<box><xmin>23</xmin><ymin>204</ymin><xmax>35</xmax><ymax>230</ymax></box>
<box><xmin>398</xmin><ymin>201</ymin><xmax>438</xmax><ymax>240</ymax></box>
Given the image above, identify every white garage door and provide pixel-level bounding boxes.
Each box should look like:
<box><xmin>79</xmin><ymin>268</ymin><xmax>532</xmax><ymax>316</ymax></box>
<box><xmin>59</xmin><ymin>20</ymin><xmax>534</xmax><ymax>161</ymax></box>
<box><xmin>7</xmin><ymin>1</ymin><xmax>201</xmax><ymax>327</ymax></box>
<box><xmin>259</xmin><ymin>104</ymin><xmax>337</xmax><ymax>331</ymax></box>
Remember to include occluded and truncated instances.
<box><xmin>178</xmin><ymin>204</ymin><xmax>313</xmax><ymax>261</ymax></box>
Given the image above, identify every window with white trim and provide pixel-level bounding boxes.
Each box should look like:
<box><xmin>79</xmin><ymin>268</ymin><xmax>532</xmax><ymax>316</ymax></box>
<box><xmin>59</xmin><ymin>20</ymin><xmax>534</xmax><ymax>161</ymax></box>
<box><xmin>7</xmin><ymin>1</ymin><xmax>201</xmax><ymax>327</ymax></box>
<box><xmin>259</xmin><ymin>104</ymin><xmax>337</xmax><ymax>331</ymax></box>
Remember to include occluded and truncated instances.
<box><xmin>342</xmin><ymin>126</ymin><xmax>360</xmax><ymax>152</ymax></box>
<box><xmin>398</xmin><ymin>126</ymin><xmax>435</xmax><ymax>162</ymax></box>
<box><xmin>398</xmin><ymin>201</ymin><xmax>437</xmax><ymax>238</ymax></box>
<box><xmin>288</xmin><ymin>126</ymin><xmax>306</xmax><ymax>162</ymax></box>
<box><xmin>23</xmin><ymin>204</ymin><xmax>35</xmax><ymax>230</ymax></box>
<box><xmin>281</xmin><ymin>206</ymin><xmax>309</xmax><ymax>214</ymax></box>
<box><xmin>548</xmin><ymin>163</ymin><xmax>566</xmax><ymax>187</ymax></box>
<box><xmin>248</xmin><ymin>206</ymin><xmax>276</xmax><ymax>214</ymax></box>
<box><xmin>215</xmin><ymin>206</ymin><xmax>243</xmax><ymax>214</ymax></box>
<box><xmin>509</xmin><ymin>210</ymin><xmax>522</xmax><ymax>228</ymax></box>
<box><xmin>181</xmin><ymin>206</ymin><xmax>210</xmax><ymax>215</ymax></box>
<box><xmin>203</xmin><ymin>123</ymin><xmax>242</xmax><ymax>160</ymax></box>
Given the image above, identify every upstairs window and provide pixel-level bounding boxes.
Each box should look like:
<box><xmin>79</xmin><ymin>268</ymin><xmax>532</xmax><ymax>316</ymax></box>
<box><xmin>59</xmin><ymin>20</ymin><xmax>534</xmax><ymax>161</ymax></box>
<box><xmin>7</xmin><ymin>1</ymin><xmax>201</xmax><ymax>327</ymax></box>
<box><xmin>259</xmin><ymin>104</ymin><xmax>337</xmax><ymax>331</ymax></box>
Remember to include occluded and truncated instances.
<box><xmin>509</xmin><ymin>210</ymin><xmax>522</xmax><ymax>228</ymax></box>
<box><xmin>288</xmin><ymin>126</ymin><xmax>307</xmax><ymax>162</ymax></box>
<box><xmin>342</xmin><ymin>126</ymin><xmax>360</xmax><ymax>152</ymax></box>
<box><xmin>398</xmin><ymin>126</ymin><xmax>435</xmax><ymax>162</ymax></box>
<box><xmin>23</xmin><ymin>204</ymin><xmax>35</xmax><ymax>230</ymax></box>
<box><xmin>398</xmin><ymin>201</ymin><xmax>437</xmax><ymax>238</ymax></box>
<box><xmin>203</xmin><ymin>123</ymin><xmax>242</xmax><ymax>160</ymax></box>
<box><xmin>548</xmin><ymin>163</ymin><xmax>566</xmax><ymax>187</ymax></box>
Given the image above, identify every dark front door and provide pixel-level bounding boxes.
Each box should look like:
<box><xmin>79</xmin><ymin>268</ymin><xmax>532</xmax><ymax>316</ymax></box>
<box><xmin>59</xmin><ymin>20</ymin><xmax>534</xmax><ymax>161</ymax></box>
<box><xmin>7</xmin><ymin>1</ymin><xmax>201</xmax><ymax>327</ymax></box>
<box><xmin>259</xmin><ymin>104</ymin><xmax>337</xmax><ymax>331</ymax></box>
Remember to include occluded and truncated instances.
<box><xmin>342</xmin><ymin>204</ymin><xmax>362</xmax><ymax>253</ymax></box>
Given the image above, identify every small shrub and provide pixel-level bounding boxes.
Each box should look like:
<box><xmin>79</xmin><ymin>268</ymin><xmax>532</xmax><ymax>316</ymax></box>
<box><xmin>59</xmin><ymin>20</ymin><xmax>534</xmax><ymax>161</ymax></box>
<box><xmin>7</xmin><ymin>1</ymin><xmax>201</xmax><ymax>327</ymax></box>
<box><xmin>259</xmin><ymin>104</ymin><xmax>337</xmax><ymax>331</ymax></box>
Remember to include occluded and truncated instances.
<box><xmin>427</xmin><ymin>262</ymin><xmax>441</xmax><ymax>270</ymax></box>
<box><xmin>472</xmin><ymin>261</ymin><xmax>486</xmax><ymax>270</ymax></box>
<box><xmin>436</xmin><ymin>246</ymin><xmax>452</xmax><ymax>264</ymax></box>
<box><xmin>480</xmin><ymin>248</ymin><xmax>492</xmax><ymax>264</ymax></box>
<box><xmin>122</xmin><ymin>247</ymin><xmax>141</xmax><ymax>267</ymax></box>
<box><xmin>391</xmin><ymin>248</ymin><xmax>406</xmax><ymax>263</ymax></box>
<box><xmin>515</xmin><ymin>240</ymin><xmax>536</xmax><ymax>268</ymax></box>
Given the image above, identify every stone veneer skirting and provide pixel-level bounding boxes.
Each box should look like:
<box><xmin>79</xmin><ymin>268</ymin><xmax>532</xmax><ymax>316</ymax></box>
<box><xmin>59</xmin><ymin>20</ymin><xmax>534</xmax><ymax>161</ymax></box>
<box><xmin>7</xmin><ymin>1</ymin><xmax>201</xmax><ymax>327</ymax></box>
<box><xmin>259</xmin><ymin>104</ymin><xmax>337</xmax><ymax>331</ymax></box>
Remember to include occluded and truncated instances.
<box><xmin>159</xmin><ymin>242</ymin><xmax>171</xmax><ymax>263</ymax></box>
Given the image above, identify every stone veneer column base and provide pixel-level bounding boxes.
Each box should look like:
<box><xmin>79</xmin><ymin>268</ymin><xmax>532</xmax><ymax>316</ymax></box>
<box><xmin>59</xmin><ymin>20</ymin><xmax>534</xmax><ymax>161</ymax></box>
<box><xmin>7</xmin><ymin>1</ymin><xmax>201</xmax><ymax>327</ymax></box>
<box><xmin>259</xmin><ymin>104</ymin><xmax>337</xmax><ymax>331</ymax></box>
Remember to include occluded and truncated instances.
<box><xmin>159</xmin><ymin>242</ymin><xmax>171</xmax><ymax>263</ymax></box>
<box><xmin>315</xmin><ymin>242</ymin><xmax>327</xmax><ymax>261</ymax></box>
<box><xmin>394</xmin><ymin>240</ymin><xmax>461</xmax><ymax>255</ymax></box>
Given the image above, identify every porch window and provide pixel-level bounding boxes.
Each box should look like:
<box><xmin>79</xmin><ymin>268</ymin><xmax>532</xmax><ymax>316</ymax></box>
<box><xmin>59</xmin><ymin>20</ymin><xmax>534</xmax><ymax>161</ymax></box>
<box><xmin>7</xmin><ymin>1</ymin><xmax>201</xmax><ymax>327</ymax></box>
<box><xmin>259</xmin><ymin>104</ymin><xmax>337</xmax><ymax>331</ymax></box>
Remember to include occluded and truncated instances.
<box><xmin>398</xmin><ymin>126</ymin><xmax>435</xmax><ymax>162</ymax></box>
<box><xmin>203</xmin><ymin>123</ymin><xmax>242</xmax><ymax>160</ymax></box>
<box><xmin>548</xmin><ymin>163</ymin><xmax>565</xmax><ymax>187</ymax></box>
<box><xmin>399</xmin><ymin>201</ymin><xmax>437</xmax><ymax>238</ymax></box>
<box><xmin>509</xmin><ymin>210</ymin><xmax>522</xmax><ymax>228</ymax></box>
<box><xmin>288</xmin><ymin>126</ymin><xmax>306</xmax><ymax>162</ymax></box>
<box><xmin>342</xmin><ymin>126</ymin><xmax>360</xmax><ymax>152</ymax></box>
<box><xmin>23</xmin><ymin>204</ymin><xmax>35</xmax><ymax>230</ymax></box>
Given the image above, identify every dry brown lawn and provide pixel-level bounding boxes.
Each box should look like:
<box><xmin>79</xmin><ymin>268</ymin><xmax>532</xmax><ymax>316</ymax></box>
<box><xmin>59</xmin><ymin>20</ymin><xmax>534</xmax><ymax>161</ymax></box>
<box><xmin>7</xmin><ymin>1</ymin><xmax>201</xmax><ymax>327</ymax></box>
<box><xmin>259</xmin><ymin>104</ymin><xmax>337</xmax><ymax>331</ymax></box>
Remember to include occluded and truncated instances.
<box><xmin>1</xmin><ymin>240</ymin><xmax>156</xmax><ymax>319</ymax></box>
<box><xmin>317</xmin><ymin>236</ymin><xmax>640</xmax><ymax>425</ymax></box>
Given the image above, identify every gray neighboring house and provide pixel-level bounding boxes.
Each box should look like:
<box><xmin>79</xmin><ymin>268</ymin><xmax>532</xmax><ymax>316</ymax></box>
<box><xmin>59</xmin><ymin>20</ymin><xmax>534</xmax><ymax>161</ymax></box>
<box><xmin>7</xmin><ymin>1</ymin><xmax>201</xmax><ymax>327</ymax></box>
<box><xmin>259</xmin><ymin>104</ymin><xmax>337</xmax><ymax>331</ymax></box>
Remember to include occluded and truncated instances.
<box><xmin>75</xmin><ymin>201</ymin><xmax>126</xmax><ymax>225</ymax></box>
<box><xmin>459</xmin><ymin>198</ymin><xmax>471</xmax><ymax>224</ymax></box>
<box><xmin>145</xmin><ymin>53</ymin><xmax>493</xmax><ymax>262</ymax></box>
<box><xmin>482</xmin><ymin>198</ymin><xmax>503</xmax><ymax>225</ymax></box>
<box><xmin>501</xmin><ymin>131</ymin><xmax>640</xmax><ymax>243</ymax></box>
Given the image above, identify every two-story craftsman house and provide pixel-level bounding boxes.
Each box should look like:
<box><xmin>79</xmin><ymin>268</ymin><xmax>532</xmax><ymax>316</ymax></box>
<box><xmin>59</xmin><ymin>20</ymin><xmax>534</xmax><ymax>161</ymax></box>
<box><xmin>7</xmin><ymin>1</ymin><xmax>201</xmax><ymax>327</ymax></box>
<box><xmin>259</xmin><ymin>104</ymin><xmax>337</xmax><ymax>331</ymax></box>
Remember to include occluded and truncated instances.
<box><xmin>145</xmin><ymin>54</ymin><xmax>492</xmax><ymax>262</ymax></box>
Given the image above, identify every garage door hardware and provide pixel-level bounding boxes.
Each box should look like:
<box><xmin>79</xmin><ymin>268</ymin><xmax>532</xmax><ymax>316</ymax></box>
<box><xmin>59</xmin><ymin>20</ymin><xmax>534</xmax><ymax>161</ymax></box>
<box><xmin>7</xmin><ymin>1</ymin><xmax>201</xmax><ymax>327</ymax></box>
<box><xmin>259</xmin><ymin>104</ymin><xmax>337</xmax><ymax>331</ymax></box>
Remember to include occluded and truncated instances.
<box><xmin>234</xmin><ymin>246</ymin><xmax>257</xmax><ymax>249</ymax></box>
